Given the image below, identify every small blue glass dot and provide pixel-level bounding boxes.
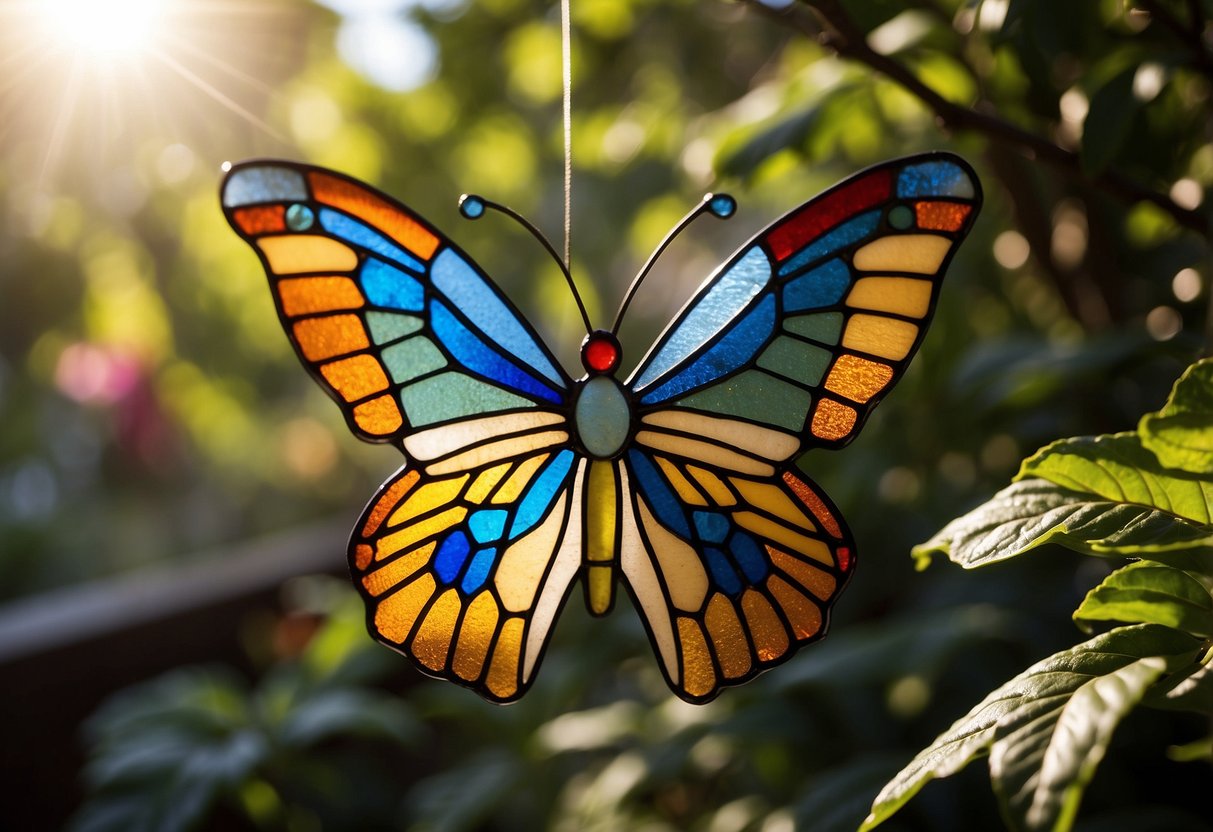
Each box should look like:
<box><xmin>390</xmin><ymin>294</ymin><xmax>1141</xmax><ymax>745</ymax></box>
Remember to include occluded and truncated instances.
<box><xmin>285</xmin><ymin>203</ymin><xmax>314</xmax><ymax>231</ymax></box>
<box><xmin>460</xmin><ymin>195</ymin><xmax>485</xmax><ymax>219</ymax></box>
<box><xmin>707</xmin><ymin>193</ymin><xmax>736</xmax><ymax>218</ymax></box>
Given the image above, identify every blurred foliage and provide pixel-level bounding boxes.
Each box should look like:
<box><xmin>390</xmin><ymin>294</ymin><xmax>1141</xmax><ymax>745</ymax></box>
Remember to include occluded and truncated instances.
<box><xmin>0</xmin><ymin>0</ymin><xmax>1210</xmax><ymax>828</ymax></box>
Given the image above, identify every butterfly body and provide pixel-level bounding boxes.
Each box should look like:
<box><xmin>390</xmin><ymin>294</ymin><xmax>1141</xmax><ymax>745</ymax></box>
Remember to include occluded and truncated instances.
<box><xmin>221</xmin><ymin>153</ymin><xmax>981</xmax><ymax>703</ymax></box>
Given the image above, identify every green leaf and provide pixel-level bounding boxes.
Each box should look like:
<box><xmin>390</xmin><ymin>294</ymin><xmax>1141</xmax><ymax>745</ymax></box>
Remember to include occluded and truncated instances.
<box><xmin>1074</xmin><ymin>561</ymin><xmax>1213</xmax><ymax>637</ymax></box>
<box><xmin>860</xmin><ymin>625</ymin><xmax>1202</xmax><ymax>832</ymax></box>
<box><xmin>1139</xmin><ymin>358</ymin><xmax>1213</xmax><ymax>475</ymax></box>
<box><xmin>912</xmin><ymin>479</ymin><xmax>1213</xmax><ymax>569</ymax></box>
<box><xmin>1018</xmin><ymin>433</ymin><xmax>1213</xmax><ymax>526</ymax></box>
<box><xmin>1144</xmin><ymin>649</ymin><xmax>1213</xmax><ymax>714</ymax></box>
<box><xmin>1081</xmin><ymin>66</ymin><xmax>1138</xmax><ymax>175</ymax></box>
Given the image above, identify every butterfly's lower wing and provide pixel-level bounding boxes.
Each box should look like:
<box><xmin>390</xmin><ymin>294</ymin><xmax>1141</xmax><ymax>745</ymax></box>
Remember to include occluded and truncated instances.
<box><xmin>628</xmin><ymin>153</ymin><xmax>981</xmax><ymax>455</ymax></box>
<box><xmin>220</xmin><ymin>161</ymin><xmax>570</xmax><ymax>447</ymax></box>
<box><xmin>619</xmin><ymin>448</ymin><xmax>853</xmax><ymax>702</ymax></box>
<box><xmin>351</xmin><ymin>447</ymin><xmax>584</xmax><ymax>703</ymax></box>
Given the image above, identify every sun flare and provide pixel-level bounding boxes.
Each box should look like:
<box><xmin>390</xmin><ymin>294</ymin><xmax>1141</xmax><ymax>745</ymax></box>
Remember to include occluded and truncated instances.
<box><xmin>37</xmin><ymin>0</ymin><xmax>164</xmax><ymax>57</ymax></box>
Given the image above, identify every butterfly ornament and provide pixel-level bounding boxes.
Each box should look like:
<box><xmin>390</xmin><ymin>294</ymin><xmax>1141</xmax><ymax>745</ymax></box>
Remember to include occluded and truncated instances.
<box><xmin>220</xmin><ymin>154</ymin><xmax>981</xmax><ymax>703</ymax></box>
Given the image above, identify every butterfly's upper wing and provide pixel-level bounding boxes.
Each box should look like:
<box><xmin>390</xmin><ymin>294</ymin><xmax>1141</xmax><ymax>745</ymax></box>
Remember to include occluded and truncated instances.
<box><xmin>221</xmin><ymin>162</ymin><xmax>583</xmax><ymax>700</ymax></box>
<box><xmin>619</xmin><ymin>153</ymin><xmax>981</xmax><ymax>701</ymax></box>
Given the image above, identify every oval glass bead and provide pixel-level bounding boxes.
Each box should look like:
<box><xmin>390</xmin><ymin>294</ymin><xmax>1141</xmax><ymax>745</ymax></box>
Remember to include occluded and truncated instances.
<box><xmin>574</xmin><ymin>376</ymin><xmax>631</xmax><ymax>459</ymax></box>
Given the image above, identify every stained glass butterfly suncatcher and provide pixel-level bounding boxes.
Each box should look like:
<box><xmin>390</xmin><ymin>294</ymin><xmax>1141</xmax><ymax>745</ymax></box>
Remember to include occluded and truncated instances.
<box><xmin>220</xmin><ymin>153</ymin><xmax>981</xmax><ymax>704</ymax></box>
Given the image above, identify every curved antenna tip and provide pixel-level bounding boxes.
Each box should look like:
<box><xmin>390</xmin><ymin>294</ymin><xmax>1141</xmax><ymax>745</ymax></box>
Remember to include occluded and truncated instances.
<box><xmin>704</xmin><ymin>193</ymin><xmax>736</xmax><ymax>219</ymax></box>
<box><xmin>459</xmin><ymin>194</ymin><xmax>486</xmax><ymax>219</ymax></box>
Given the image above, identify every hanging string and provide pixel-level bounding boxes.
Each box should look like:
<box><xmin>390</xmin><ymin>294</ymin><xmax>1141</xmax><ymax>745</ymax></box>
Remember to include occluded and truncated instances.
<box><xmin>560</xmin><ymin>0</ymin><xmax>573</xmax><ymax>271</ymax></box>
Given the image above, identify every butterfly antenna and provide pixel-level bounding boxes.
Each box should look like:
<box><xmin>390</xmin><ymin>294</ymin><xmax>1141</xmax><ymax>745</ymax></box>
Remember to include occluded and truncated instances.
<box><xmin>459</xmin><ymin>194</ymin><xmax>593</xmax><ymax>335</ymax></box>
<box><xmin>609</xmin><ymin>193</ymin><xmax>736</xmax><ymax>335</ymax></box>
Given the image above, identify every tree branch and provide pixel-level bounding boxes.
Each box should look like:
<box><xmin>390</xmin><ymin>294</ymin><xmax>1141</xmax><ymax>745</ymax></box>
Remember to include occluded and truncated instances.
<box><xmin>740</xmin><ymin>0</ymin><xmax>1208</xmax><ymax>235</ymax></box>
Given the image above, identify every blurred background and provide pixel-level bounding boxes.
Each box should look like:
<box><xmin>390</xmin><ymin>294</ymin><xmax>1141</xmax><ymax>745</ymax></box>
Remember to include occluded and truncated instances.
<box><xmin>1</xmin><ymin>0</ymin><xmax>1211</xmax><ymax>829</ymax></box>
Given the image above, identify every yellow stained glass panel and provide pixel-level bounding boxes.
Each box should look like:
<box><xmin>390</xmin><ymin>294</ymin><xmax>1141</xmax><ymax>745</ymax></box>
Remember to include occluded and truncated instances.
<box><xmin>586</xmin><ymin>462</ymin><xmax>617</xmax><ymax>564</ymax></box>
<box><xmin>453</xmin><ymin>592</ymin><xmax>500</xmax><ymax>681</ymax></box>
<box><xmin>846</xmin><ymin>277</ymin><xmax>932</xmax><ymax>318</ymax></box>
<box><xmin>734</xmin><ymin>512</ymin><xmax>832</xmax><ymax>564</ymax></box>
<box><xmin>635</xmin><ymin>431</ymin><xmax>774</xmax><ymax>477</ymax></box>
<box><xmin>842</xmin><ymin>315</ymin><xmax>919</xmax><ymax>360</ymax></box>
<box><xmin>705</xmin><ymin>594</ymin><xmax>752</xmax><ymax>679</ymax></box>
<box><xmin>495</xmin><ymin>494</ymin><xmax>567</xmax><ymax>612</ymax></box>
<box><xmin>587</xmin><ymin>565</ymin><xmax>613</xmax><ymax>615</ymax></box>
<box><xmin>258</xmin><ymin>235</ymin><xmax>358</xmax><ymax>274</ymax></box>
<box><xmin>466</xmin><ymin>462</ymin><xmax>512</xmax><ymax>504</ymax></box>
<box><xmin>730</xmin><ymin>479</ymin><xmax>815</xmax><ymax>531</ymax></box>
<box><xmin>389</xmin><ymin>476</ymin><xmax>469</xmax><ymax>527</ymax></box>
<box><xmin>641</xmin><ymin>411</ymin><xmax>800</xmax><ymax>463</ymax></box>
<box><xmin>655</xmin><ymin>457</ymin><xmax>707</xmax><ymax>506</ymax></box>
<box><xmin>677</xmin><ymin>617</ymin><xmax>717</xmax><ymax>698</ymax></box>
<box><xmin>412</xmin><ymin>589</ymin><xmax>461</xmax><ymax>671</ymax></box>
<box><xmin>378</xmin><ymin>506</ymin><xmax>467</xmax><ymax>555</ymax></box>
<box><xmin>686</xmin><ymin>465</ymin><xmax>737</xmax><ymax>506</ymax></box>
<box><xmin>486</xmin><ymin>617</ymin><xmax>524</xmax><ymax>699</ymax></box>
<box><xmin>852</xmin><ymin>234</ymin><xmax>950</xmax><ymax>274</ymax></box>
<box><xmin>373</xmin><ymin>573</ymin><xmax>435</xmax><ymax>643</ymax></box>
<box><xmin>362</xmin><ymin>541</ymin><xmax>436</xmax><ymax>596</ymax></box>
<box><xmin>768</xmin><ymin>547</ymin><xmax>837</xmax><ymax>600</ymax></box>
<box><xmin>491</xmin><ymin>454</ymin><xmax>549</xmax><ymax>504</ymax></box>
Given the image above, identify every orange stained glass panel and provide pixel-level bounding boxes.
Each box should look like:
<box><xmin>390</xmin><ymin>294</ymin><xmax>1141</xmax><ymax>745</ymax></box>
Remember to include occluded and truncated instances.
<box><xmin>258</xmin><ymin>235</ymin><xmax>358</xmax><ymax>274</ymax></box>
<box><xmin>389</xmin><ymin>475</ymin><xmax>469</xmax><ymax>527</ymax></box>
<box><xmin>767</xmin><ymin>575</ymin><xmax>823</xmax><ymax>640</ymax></box>
<box><xmin>361</xmin><ymin>470</ymin><xmax>419</xmax><ymax>536</ymax></box>
<box><xmin>453</xmin><ymin>592</ymin><xmax>500</xmax><ymax>681</ymax></box>
<box><xmin>353</xmin><ymin>543</ymin><xmax>374</xmax><ymax>571</ymax></box>
<box><xmin>705</xmin><ymin>594</ymin><xmax>752</xmax><ymax>679</ymax></box>
<box><xmin>782</xmin><ymin>473</ymin><xmax>843</xmax><ymax>538</ymax></box>
<box><xmin>768</xmin><ymin>547</ymin><xmax>838</xmax><ymax>600</ymax></box>
<box><xmin>916</xmin><ymin>200</ymin><xmax>972</xmax><ymax>231</ymax></box>
<box><xmin>362</xmin><ymin>541</ymin><xmax>436</xmax><ymax>596</ymax></box>
<box><xmin>278</xmin><ymin>277</ymin><xmax>365</xmax><ymax>317</ymax></box>
<box><xmin>485</xmin><ymin>616</ymin><xmax>525</xmax><ymax>699</ymax></box>
<box><xmin>353</xmin><ymin>394</ymin><xmax>404</xmax><ymax>436</ymax></box>
<box><xmin>811</xmin><ymin>398</ymin><xmax>857</xmax><ymax>441</ymax></box>
<box><xmin>378</xmin><ymin>506</ymin><xmax>467</xmax><ymax>556</ymax></box>
<box><xmin>320</xmin><ymin>354</ymin><xmax>389</xmax><ymax>401</ymax></box>
<box><xmin>677</xmin><ymin>617</ymin><xmax>717</xmax><ymax>698</ymax></box>
<box><xmin>373</xmin><ymin>573</ymin><xmax>435</xmax><ymax>643</ymax></box>
<box><xmin>309</xmin><ymin>171</ymin><xmax>440</xmax><ymax>261</ymax></box>
<box><xmin>411</xmin><ymin>589</ymin><xmax>461</xmax><ymax>671</ymax></box>
<box><xmin>233</xmin><ymin>205</ymin><xmax>285</xmax><ymax>234</ymax></box>
<box><xmin>824</xmin><ymin>355</ymin><xmax>894</xmax><ymax>404</ymax></box>
<box><xmin>491</xmin><ymin>454</ymin><xmax>549</xmax><ymax>503</ymax></box>
<box><xmin>293</xmin><ymin>315</ymin><xmax>369</xmax><ymax>361</ymax></box>
<box><xmin>741</xmin><ymin>590</ymin><xmax>788</xmax><ymax>662</ymax></box>
<box><xmin>842</xmin><ymin>315</ymin><xmax>919</xmax><ymax>360</ymax></box>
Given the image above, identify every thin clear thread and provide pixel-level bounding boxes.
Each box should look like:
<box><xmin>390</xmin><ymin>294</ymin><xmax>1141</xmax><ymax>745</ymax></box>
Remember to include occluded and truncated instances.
<box><xmin>561</xmin><ymin>0</ymin><xmax>572</xmax><ymax>271</ymax></box>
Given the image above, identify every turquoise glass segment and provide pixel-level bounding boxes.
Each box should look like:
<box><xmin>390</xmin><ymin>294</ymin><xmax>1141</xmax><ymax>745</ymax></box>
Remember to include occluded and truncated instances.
<box><xmin>574</xmin><ymin>377</ymin><xmax>631</xmax><ymax>458</ymax></box>
<box><xmin>361</xmin><ymin>259</ymin><xmax>424</xmax><ymax>311</ymax></box>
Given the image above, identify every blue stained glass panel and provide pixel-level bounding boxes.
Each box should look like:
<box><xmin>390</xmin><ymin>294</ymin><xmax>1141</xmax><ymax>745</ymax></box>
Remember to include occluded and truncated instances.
<box><xmin>634</xmin><ymin>246</ymin><xmax>772</xmax><ymax>390</ymax></box>
<box><xmin>361</xmin><ymin>259</ymin><xmax>424</xmax><ymax>311</ymax></box>
<box><xmin>730</xmin><ymin>532</ymin><xmax>768</xmax><ymax>583</ymax></box>
<box><xmin>431</xmin><ymin>301</ymin><xmax>562</xmax><ymax>404</ymax></box>
<box><xmin>897</xmin><ymin>161</ymin><xmax>974</xmax><ymax>198</ymax></box>
<box><xmin>222</xmin><ymin>166</ymin><xmax>307</xmax><ymax>207</ymax></box>
<box><xmin>431</xmin><ymin>250</ymin><xmax>564</xmax><ymax>386</ymax></box>
<box><xmin>509</xmin><ymin>450</ymin><xmax>574</xmax><ymax>537</ymax></box>
<box><xmin>460</xmin><ymin>548</ymin><xmax>497</xmax><ymax>593</ymax></box>
<box><xmin>319</xmin><ymin>208</ymin><xmax>425</xmax><ymax>273</ymax></box>
<box><xmin>468</xmin><ymin>509</ymin><xmax>508</xmax><ymax>543</ymax></box>
<box><xmin>693</xmin><ymin>511</ymin><xmax>729</xmax><ymax>544</ymax></box>
<box><xmin>706</xmin><ymin>547</ymin><xmax>742</xmax><ymax>596</ymax></box>
<box><xmin>778</xmin><ymin>210</ymin><xmax>881</xmax><ymax>277</ymax></box>
<box><xmin>639</xmin><ymin>294</ymin><xmax>776</xmax><ymax>404</ymax></box>
<box><xmin>784</xmin><ymin>259</ymin><xmax>851</xmax><ymax>312</ymax></box>
<box><xmin>434</xmin><ymin>531</ymin><xmax>471</xmax><ymax>584</ymax></box>
<box><xmin>628</xmin><ymin>451</ymin><xmax>691</xmax><ymax>538</ymax></box>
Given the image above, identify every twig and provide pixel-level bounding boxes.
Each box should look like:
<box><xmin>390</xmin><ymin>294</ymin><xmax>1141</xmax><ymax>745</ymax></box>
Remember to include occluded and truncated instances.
<box><xmin>740</xmin><ymin>0</ymin><xmax>1209</xmax><ymax>236</ymax></box>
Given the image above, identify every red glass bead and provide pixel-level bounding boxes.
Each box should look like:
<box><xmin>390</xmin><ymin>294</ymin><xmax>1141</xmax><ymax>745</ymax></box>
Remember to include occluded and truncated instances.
<box><xmin>582</xmin><ymin>333</ymin><xmax>620</xmax><ymax>374</ymax></box>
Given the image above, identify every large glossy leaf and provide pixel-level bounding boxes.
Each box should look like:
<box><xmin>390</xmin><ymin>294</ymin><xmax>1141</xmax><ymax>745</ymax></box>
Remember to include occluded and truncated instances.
<box><xmin>1074</xmin><ymin>561</ymin><xmax>1213</xmax><ymax>637</ymax></box>
<box><xmin>1144</xmin><ymin>649</ymin><xmax>1213</xmax><ymax>714</ymax></box>
<box><xmin>1018</xmin><ymin>434</ymin><xmax>1213</xmax><ymax>526</ymax></box>
<box><xmin>1139</xmin><ymin>358</ymin><xmax>1213</xmax><ymax>475</ymax></box>
<box><xmin>861</xmin><ymin>626</ymin><xmax>1202</xmax><ymax>832</ymax></box>
<box><xmin>912</xmin><ymin>479</ymin><xmax>1213</xmax><ymax>569</ymax></box>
